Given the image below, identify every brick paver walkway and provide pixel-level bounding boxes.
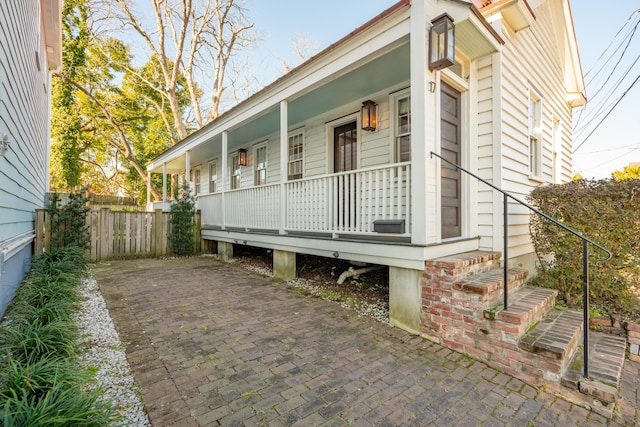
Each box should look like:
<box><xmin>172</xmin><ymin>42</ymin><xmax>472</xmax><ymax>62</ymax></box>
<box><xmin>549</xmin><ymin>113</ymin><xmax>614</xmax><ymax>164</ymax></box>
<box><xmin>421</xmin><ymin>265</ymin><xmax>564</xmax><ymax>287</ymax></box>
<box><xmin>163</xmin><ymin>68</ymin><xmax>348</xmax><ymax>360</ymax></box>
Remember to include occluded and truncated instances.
<box><xmin>94</xmin><ymin>257</ymin><xmax>639</xmax><ymax>426</ymax></box>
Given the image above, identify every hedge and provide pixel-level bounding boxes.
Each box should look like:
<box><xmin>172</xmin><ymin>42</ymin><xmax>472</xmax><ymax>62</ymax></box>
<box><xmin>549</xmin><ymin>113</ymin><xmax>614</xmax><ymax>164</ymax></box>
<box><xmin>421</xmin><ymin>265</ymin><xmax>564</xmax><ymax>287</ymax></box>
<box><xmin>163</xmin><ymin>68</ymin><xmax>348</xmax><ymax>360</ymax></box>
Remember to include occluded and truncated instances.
<box><xmin>527</xmin><ymin>178</ymin><xmax>640</xmax><ymax>321</ymax></box>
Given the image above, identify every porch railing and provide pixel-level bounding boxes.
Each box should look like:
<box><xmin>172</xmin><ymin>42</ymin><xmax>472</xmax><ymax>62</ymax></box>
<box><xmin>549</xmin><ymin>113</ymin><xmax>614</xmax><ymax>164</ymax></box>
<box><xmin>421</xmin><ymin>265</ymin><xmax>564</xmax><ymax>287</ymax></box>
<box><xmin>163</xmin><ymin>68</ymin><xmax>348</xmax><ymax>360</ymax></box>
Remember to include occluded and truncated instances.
<box><xmin>197</xmin><ymin>162</ymin><xmax>411</xmax><ymax>236</ymax></box>
<box><xmin>430</xmin><ymin>151</ymin><xmax>611</xmax><ymax>378</ymax></box>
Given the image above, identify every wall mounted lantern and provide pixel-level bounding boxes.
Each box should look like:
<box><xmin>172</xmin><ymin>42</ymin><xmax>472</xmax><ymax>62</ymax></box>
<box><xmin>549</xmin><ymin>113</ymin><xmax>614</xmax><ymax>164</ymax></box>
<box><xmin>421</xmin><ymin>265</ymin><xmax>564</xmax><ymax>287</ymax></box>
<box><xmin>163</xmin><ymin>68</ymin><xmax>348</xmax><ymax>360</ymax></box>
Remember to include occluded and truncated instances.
<box><xmin>429</xmin><ymin>13</ymin><xmax>455</xmax><ymax>71</ymax></box>
<box><xmin>237</xmin><ymin>148</ymin><xmax>248</xmax><ymax>166</ymax></box>
<box><xmin>361</xmin><ymin>100</ymin><xmax>378</xmax><ymax>132</ymax></box>
<box><xmin>0</xmin><ymin>133</ymin><xmax>9</xmax><ymax>157</ymax></box>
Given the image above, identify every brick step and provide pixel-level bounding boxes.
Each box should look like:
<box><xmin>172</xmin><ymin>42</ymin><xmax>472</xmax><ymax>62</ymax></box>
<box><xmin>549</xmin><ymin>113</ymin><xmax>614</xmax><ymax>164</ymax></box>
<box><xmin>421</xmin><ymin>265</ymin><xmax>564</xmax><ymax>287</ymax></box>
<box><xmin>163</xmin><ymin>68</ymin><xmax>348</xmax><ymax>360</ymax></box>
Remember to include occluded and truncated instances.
<box><xmin>562</xmin><ymin>332</ymin><xmax>627</xmax><ymax>405</ymax></box>
<box><xmin>483</xmin><ymin>287</ymin><xmax>557</xmax><ymax>336</ymax></box>
<box><xmin>520</xmin><ymin>309</ymin><xmax>583</xmax><ymax>373</ymax></box>
<box><xmin>454</xmin><ymin>267</ymin><xmax>529</xmax><ymax>305</ymax></box>
<box><xmin>427</xmin><ymin>251</ymin><xmax>501</xmax><ymax>283</ymax></box>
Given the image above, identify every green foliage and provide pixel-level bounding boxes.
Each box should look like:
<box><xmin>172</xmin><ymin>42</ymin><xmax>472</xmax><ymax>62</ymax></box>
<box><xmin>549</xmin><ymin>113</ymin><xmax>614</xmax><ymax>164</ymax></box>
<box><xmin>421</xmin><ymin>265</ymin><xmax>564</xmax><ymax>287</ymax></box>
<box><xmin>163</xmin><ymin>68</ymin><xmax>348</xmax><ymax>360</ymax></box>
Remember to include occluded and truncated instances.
<box><xmin>0</xmin><ymin>320</ymin><xmax>79</xmax><ymax>364</ymax></box>
<box><xmin>47</xmin><ymin>192</ymin><xmax>91</xmax><ymax>251</ymax></box>
<box><xmin>528</xmin><ymin>179</ymin><xmax>640</xmax><ymax>320</ymax></box>
<box><xmin>168</xmin><ymin>184</ymin><xmax>196</xmax><ymax>255</ymax></box>
<box><xmin>50</xmin><ymin>0</ymin><xmax>89</xmax><ymax>189</ymax></box>
<box><xmin>0</xmin><ymin>245</ymin><xmax>120</xmax><ymax>425</ymax></box>
<box><xmin>0</xmin><ymin>382</ymin><xmax>115</xmax><ymax>427</ymax></box>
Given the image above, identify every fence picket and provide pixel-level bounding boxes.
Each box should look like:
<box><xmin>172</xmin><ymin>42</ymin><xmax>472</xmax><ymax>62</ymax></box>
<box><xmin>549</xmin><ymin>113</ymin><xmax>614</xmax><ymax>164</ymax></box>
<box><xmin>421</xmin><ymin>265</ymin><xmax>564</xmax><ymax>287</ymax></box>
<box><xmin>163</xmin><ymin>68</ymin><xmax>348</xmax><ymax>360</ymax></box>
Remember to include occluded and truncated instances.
<box><xmin>34</xmin><ymin>208</ymin><xmax>201</xmax><ymax>261</ymax></box>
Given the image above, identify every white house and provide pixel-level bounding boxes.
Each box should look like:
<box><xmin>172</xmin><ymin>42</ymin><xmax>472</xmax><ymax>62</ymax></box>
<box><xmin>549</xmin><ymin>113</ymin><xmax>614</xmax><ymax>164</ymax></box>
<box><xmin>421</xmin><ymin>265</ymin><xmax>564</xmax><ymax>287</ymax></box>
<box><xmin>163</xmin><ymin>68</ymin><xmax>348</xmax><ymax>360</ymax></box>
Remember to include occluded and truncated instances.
<box><xmin>147</xmin><ymin>0</ymin><xmax>585</xmax><ymax>335</ymax></box>
<box><xmin>0</xmin><ymin>1</ymin><xmax>61</xmax><ymax>316</ymax></box>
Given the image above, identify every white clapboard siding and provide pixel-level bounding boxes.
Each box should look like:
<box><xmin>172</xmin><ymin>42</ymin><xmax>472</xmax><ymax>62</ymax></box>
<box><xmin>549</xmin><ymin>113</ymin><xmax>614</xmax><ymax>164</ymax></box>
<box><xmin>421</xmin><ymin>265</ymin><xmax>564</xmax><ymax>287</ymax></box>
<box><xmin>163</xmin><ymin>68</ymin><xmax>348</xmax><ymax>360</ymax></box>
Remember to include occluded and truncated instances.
<box><xmin>496</xmin><ymin>1</ymin><xmax>577</xmax><ymax>259</ymax></box>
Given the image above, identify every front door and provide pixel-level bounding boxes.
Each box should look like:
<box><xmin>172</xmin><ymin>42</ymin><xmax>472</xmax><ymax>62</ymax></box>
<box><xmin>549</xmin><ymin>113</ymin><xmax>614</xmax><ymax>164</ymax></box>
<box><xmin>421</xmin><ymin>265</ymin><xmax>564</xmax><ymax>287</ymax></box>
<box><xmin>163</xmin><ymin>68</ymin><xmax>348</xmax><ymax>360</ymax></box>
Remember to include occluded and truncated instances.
<box><xmin>441</xmin><ymin>83</ymin><xmax>462</xmax><ymax>239</ymax></box>
<box><xmin>334</xmin><ymin>121</ymin><xmax>357</xmax><ymax>228</ymax></box>
<box><xmin>334</xmin><ymin>121</ymin><xmax>357</xmax><ymax>173</ymax></box>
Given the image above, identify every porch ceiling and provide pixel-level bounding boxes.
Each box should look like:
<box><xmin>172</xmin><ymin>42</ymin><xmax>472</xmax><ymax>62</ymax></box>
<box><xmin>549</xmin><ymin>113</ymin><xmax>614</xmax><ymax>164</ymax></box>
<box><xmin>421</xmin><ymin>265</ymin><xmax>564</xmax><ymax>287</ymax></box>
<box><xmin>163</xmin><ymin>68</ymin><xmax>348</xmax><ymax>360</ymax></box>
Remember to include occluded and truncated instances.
<box><xmin>228</xmin><ymin>42</ymin><xmax>410</xmax><ymax>144</ymax></box>
<box><xmin>161</xmin><ymin>43</ymin><xmax>410</xmax><ymax>173</ymax></box>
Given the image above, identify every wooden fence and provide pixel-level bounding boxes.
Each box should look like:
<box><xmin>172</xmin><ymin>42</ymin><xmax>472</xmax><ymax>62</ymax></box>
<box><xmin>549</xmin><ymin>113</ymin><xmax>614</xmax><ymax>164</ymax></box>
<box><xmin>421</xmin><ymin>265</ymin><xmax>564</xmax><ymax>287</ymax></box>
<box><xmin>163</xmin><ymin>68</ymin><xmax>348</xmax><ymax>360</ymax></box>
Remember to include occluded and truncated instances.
<box><xmin>35</xmin><ymin>209</ymin><xmax>202</xmax><ymax>261</ymax></box>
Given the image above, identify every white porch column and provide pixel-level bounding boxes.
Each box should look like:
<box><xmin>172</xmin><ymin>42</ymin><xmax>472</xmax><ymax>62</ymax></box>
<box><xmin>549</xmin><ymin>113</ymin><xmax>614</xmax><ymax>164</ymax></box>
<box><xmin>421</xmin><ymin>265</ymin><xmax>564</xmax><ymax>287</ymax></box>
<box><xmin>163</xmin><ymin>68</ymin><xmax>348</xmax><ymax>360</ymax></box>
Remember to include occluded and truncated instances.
<box><xmin>146</xmin><ymin>171</ymin><xmax>151</xmax><ymax>206</ymax></box>
<box><xmin>185</xmin><ymin>150</ymin><xmax>191</xmax><ymax>191</ymax></box>
<box><xmin>410</xmin><ymin>0</ymin><xmax>431</xmax><ymax>245</ymax></box>
<box><xmin>162</xmin><ymin>162</ymin><xmax>167</xmax><ymax>210</ymax></box>
<box><xmin>279</xmin><ymin>100</ymin><xmax>288</xmax><ymax>234</ymax></box>
<box><xmin>221</xmin><ymin>131</ymin><xmax>228</xmax><ymax>229</ymax></box>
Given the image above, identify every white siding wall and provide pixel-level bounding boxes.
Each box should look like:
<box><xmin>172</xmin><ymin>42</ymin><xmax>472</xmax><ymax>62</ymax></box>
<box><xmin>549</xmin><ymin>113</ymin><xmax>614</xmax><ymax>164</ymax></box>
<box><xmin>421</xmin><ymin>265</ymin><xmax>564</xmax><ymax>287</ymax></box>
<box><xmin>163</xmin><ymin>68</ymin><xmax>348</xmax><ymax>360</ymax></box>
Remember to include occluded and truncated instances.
<box><xmin>0</xmin><ymin>1</ymin><xmax>54</xmax><ymax>315</ymax></box>
<box><xmin>486</xmin><ymin>3</ymin><xmax>576</xmax><ymax>260</ymax></box>
<box><xmin>476</xmin><ymin>55</ymin><xmax>498</xmax><ymax>251</ymax></box>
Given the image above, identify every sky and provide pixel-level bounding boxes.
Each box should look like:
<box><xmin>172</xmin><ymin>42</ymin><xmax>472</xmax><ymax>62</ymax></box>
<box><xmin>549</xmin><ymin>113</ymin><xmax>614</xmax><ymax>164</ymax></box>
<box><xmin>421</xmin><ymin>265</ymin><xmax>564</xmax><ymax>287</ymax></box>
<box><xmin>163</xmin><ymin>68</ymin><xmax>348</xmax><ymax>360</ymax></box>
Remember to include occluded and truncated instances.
<box><xmin>246</xmin><ymin>0</ymin><xmax>640</xmax><ymax>179</ymax></box>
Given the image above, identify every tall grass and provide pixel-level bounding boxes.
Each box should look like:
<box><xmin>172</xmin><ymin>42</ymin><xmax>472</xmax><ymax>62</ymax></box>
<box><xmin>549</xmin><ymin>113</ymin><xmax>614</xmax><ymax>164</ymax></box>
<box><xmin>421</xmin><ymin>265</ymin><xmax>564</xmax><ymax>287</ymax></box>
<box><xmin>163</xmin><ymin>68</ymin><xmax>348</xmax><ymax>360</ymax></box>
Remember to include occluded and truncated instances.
<box><xmin>0</xmin><ymin>245</ymin><xmax>121</xmax><ymax>425</ymax></box>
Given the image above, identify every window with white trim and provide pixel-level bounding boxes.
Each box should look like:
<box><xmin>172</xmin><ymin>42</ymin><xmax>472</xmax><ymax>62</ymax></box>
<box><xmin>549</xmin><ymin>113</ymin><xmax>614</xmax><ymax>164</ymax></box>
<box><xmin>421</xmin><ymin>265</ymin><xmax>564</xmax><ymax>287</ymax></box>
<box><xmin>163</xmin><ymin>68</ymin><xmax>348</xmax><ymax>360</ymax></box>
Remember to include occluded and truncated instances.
<box><xmin>288</xmin><ymin>131</ymin><xmax>303</xmax><ymax>180</ymax></box>
<box><xmin>208</xmin><ymin>160</ymin><xmax>218</xmax><ymax>193</ymax></box>
<box><xmin>230</xmin><ymin>153</ymin><xmax>241</xmax><ymax>190</ymax></box>
<box><xmin>254</xmin><ymin>143</ymin><xmax>267</xmax><ymax>186</ymax></box>
<box><xmin>394</xmin><ymin>94</ymin><xmax>411</xmax><ymax>162</ymax></box>
<box><xmin>193</xmin><ymin>167</ymin><xmax>201</xmax><ymax>194</ymax></box>
<box><xmin>528</xmin><ymin>85</ymin><xmax>542</xmax><ymax>177</ymax></box>
<box><xmin>552</xmin><ymin>118</ymin><xmax>561</xmax><ymax>183</ymax></box>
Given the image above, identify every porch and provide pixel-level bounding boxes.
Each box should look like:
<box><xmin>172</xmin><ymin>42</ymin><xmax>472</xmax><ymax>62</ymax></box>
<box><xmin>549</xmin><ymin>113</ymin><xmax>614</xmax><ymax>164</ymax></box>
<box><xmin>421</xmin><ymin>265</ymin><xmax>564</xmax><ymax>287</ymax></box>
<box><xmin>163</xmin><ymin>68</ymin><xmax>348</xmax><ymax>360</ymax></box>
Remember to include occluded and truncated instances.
<box><xmin>198</xmin><ymin>162</ymin><xmax>412</xmax><ymax>238</ymax></box>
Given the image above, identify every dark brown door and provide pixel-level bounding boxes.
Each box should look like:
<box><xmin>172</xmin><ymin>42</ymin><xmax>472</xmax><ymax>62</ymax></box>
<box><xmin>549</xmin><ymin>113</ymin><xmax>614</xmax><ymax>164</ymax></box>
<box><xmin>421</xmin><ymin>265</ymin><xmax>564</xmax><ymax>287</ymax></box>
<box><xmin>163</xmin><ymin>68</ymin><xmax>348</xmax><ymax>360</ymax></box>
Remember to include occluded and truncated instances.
<box><xmin>441</xmin><ymin>83</ymin><xmax>461</xmax><ymax>239</ymax></box>
<box><xmin>334</xmin><ymin>121</ymin><xmax>358</xmax><ymax>172</ymax></box>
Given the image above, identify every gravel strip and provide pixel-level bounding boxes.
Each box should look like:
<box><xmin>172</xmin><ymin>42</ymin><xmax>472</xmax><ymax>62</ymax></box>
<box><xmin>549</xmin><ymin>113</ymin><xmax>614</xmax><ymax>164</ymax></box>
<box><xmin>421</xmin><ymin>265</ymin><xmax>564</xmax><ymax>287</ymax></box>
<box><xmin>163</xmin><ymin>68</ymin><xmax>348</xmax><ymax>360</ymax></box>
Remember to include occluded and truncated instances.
<box><xmin>287</xmin><ymin>277</ymin><xmax>390</xmax><ymax>324</ymax></box>
<box><xmin>75</xmin><ymin>277</ymin><xmax>151</xmax><ymax>427</ymax></box>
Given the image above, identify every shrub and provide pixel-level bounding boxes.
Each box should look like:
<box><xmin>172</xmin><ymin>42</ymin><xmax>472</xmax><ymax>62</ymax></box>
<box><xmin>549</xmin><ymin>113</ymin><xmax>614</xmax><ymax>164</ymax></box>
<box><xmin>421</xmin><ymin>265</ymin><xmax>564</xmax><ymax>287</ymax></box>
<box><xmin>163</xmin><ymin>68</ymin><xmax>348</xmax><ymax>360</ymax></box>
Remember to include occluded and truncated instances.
<box><xmin>168</xmin><ymin>183</ymin><xmax>196</xmax><ymax>255</ymax></box>
<box><xmin>528</xmin><ymin>179</ymin><xmax>640</xmax><ymax>320</ymax></box>
<box><xmin>47</xmin><ymin>192</ymin><xmax>91</xmax><ymax>250</ymax></box>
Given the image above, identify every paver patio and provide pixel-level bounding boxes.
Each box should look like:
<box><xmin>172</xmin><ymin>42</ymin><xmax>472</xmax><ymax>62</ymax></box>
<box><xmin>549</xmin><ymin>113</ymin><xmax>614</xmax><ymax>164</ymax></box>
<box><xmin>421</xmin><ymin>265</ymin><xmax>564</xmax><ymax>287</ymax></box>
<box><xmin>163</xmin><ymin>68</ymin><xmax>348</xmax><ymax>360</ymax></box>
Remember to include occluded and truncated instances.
<box><xmin>94</xmin><ymin>257</ymin><xmax>640</xmax><ymax>426</ymax></box>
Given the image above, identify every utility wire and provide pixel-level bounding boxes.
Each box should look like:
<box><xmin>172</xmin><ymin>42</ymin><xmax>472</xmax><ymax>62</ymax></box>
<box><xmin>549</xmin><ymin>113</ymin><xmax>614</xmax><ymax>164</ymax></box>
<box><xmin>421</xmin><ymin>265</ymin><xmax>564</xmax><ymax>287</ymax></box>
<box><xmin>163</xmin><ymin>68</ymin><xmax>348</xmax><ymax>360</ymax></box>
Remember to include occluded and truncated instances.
<box><xmin>574</xmin><ymin>142</ymin><xmax>640</xmax><ymax>155</ymax></box>
<box><xmin>573</xmin><ymin>72</ymin><xmax>640</xmax><ymax>153</ymax></box>
<box><xmin>582</xmin><ymin>9</ymin><xmax>640</xmax><ymax>79</ymax></box>
<box><xmin>573</xmin><ymin>9</ymin><xmax>640</xmax><ymax>129</ymax></box>
<box><xmin>573</xmin><ymin>53</ymin><xmax>640</xmax><ymax>137</ymax></box>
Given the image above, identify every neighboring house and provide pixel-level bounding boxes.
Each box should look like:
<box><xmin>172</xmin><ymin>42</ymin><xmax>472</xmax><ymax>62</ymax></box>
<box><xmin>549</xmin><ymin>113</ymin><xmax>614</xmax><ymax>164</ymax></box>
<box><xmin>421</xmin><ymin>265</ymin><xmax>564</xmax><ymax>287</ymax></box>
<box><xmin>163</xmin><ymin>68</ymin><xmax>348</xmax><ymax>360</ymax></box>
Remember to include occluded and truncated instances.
<box><xmin>147</xmin><ymin>0</ymin><xmax>584</xmax><ymax>334</ymax></box>
<box><xmin>0</xmin><ymin>1</ymin><xmax>61</xmax><ymax>316</ymax></box>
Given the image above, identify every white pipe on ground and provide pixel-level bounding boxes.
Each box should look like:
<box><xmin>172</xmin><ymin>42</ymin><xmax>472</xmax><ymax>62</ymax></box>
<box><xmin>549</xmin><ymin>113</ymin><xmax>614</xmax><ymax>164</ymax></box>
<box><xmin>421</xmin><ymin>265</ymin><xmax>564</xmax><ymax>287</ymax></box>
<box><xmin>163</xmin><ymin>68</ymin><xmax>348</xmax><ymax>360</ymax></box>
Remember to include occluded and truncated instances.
<box><xmin>336</xmin><ymin>265</ymin><xmax>384</xmax><ymax>285</ymax></box>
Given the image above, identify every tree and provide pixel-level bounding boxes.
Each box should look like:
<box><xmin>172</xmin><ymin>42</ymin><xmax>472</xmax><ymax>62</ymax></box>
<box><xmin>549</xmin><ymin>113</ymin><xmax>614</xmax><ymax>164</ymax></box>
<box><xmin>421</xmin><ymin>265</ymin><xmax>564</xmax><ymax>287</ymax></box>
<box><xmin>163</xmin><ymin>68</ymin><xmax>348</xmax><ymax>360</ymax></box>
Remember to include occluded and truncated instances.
<box><xmin>612</xmin><ymin>164</ymin><xmax>640</xmax><ymax>180</ymax></box>
<box><xmin>50</xmin><ymin>0</ymin><xmax>89</xmax><ymax>189</ymax></box>
<box><xmin>51</xmin><ymin>0</ymin><xmax>258</xmax><ymax>200</ymax></box>
<box><xmin>282</xmin><ymin>34</ymin><xmax>322</xmax><ymax>74</ymax></box>
<box><xmin>111</xmin><ymin>0</ymin><xmax>258</xmax><ymax>134</ymax></box>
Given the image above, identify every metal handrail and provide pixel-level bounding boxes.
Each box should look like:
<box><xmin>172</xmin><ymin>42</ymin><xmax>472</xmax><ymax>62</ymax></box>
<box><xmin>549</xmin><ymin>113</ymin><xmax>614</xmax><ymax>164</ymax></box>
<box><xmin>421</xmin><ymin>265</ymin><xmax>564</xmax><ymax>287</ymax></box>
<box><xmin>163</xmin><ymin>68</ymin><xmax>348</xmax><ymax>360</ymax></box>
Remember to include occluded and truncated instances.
<box><xmin>430</xmin><ymin>152</ymin><xmax>611</xmax><ymax>378</ymax></box>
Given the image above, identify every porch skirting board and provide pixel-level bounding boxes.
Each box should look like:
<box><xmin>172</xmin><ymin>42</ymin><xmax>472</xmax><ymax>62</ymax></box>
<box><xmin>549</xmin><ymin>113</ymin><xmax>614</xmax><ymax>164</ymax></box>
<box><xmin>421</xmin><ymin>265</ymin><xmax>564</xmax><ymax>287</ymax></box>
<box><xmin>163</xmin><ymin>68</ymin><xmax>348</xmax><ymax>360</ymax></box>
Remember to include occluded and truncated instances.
<box><xmin>202</xmin><ymin>227</ymin><xmax>481</xmax><ymax>271</ymax></box>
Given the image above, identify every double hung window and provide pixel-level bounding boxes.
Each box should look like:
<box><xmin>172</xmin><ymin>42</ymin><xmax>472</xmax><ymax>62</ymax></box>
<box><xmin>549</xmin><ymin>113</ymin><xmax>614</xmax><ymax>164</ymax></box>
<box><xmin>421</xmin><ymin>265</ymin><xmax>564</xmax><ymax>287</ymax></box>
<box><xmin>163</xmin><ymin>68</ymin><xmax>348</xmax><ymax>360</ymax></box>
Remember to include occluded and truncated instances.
<box><xmin>288</xmin><ymin>131</ymin><xmax>303</xmax><ymax>180</ymax></box>
<box><xmin>528</xmin><ymin>85</ymin><xmax>543</xmax><ymax>177</ymax></box>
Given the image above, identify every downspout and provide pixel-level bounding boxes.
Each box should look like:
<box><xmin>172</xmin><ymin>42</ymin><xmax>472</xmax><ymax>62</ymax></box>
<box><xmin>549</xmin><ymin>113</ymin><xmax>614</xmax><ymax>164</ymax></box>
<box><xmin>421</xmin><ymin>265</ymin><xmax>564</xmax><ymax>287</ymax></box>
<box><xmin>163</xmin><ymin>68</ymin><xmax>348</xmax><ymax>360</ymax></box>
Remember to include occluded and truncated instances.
<box><xmin>336</xmin><ymin>265</ymin><xmax>384</xmax><ymax>285</ymax></box>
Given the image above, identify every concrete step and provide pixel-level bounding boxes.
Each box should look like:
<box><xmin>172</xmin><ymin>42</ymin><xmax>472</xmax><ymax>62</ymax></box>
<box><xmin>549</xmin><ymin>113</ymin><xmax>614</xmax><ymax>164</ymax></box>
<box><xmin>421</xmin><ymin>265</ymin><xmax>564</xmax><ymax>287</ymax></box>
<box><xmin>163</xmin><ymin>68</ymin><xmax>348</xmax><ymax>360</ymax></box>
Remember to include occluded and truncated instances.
<box><xmin>562</xmin><ymin>332</ymin><xmax>627</xmax><ymax>406</ymax></box>
<box><xmin>483</xmin><ymin>287</ymin><xmax>558</xmax><ymax>336</ymax></box>
<box><xmin>455</xmin><ymin>267</ymin><xmax>529</xmax><ymax>306</ymax></box>
<box><xmin>520</xmin><ymin>309</ymin><xmax>583</xmax><ymax>374</ymax></box>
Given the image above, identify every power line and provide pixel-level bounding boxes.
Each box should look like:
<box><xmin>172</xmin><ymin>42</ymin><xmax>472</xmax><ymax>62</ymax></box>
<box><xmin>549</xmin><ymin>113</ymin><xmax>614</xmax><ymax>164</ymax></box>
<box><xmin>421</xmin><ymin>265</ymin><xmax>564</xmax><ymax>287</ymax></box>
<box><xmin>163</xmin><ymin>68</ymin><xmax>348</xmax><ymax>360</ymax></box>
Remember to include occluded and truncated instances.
<box><xmin>572</xmin><ymin>72</ymin><xmax>640</xmax><ymax>153</ymax></box>
<box><xmin>573</xmin><ymin>9</ymin><xmax>640</xmax><ymax>130</ymax></box>
<box><xmin>574</xmin><ymin>142</ymin><xmax>640</xmax><ymax>155</ymax></box>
